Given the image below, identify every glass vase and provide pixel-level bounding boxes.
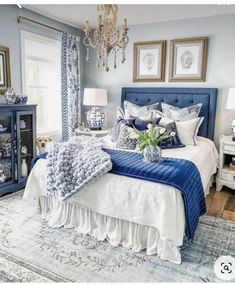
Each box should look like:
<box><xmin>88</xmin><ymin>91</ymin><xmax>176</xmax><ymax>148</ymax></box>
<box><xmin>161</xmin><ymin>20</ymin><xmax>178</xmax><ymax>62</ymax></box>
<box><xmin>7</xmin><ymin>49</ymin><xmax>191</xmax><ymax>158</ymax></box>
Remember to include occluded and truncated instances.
<box><xmin>143</xmin><ymin>145</ymin><xmax>162</xmax><ymax>163</ymax></box>
<box><xmin>21</xmin><ymin>159</ymin><xmax>28</xmax><ymax>177</ymax></box>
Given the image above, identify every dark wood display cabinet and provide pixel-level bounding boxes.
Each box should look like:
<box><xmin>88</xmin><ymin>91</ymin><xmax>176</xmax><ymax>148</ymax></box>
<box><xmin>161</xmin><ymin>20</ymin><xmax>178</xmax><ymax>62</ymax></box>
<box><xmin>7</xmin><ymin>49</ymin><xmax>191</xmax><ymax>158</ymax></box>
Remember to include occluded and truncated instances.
<box><xmin>0</xmin><ymin>104</ymin><xmax>36</xmax><ymax>196</ymax></box>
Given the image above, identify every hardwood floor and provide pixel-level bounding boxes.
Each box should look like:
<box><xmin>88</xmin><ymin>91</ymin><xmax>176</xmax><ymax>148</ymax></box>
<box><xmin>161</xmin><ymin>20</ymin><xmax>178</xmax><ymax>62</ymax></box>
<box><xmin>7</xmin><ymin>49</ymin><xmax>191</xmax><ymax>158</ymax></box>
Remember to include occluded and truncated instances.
<box><xmin>206</xmin><ymin>185</ymin><xmax>235</xmax><ymax>221</ymax></box>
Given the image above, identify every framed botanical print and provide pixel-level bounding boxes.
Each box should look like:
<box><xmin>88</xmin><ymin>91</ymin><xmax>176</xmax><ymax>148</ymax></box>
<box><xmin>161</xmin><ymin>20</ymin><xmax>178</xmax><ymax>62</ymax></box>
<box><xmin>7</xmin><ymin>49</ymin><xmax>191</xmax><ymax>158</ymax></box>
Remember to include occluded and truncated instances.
<box><xmin>169</xmin><ymin>37</ymin><xmax>208</xmax><ymax>82</ymax></box>
<box><xmin>0</xmin><ymin>46</ymin><xmax>11</xmax><ymax>94</ymax></box>
<box><xmin>133</xmin><ymin>40</ymin><xmax>166</xmax><ymax>82</ymax></box>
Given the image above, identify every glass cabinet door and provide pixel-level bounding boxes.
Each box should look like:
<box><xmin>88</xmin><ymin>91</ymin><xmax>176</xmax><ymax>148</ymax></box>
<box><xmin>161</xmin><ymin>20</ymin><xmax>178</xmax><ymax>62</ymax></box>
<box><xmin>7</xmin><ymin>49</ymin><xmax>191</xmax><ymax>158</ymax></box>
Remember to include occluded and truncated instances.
<box><xmin>0</xmin><ymin>112</ymin><xmax>15</xmax><ymax>187</ymax></box>
<box><xmin>16</xmin><ymin>111</ymin><xmax>36</xmax><ymax>182</ymax></box>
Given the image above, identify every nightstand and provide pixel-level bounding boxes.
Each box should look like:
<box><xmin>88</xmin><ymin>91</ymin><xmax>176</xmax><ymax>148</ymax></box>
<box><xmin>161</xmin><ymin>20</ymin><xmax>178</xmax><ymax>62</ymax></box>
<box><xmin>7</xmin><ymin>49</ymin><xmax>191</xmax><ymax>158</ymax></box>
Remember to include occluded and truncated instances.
<box><xmin>75</xmin><ymin>128</ymin><xmax>111</xmax><ymax>138</ymax></box>
<box><xmin>216</xmin><ymin>135</ymin><xmax>235</xmax><ymax>191</ymax></box>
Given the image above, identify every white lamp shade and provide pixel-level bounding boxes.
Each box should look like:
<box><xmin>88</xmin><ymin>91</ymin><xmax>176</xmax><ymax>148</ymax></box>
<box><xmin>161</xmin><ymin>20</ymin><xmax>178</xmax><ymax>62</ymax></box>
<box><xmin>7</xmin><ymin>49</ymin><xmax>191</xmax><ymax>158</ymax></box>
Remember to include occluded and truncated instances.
<box><xmin>83</xmin><ymin>88</ymin><xmax>107</xmax><ymax>106</ymax></box>
<box><xmin>226</xmin><ymin>88</ymin><xmax>235</xmax><ymax>110</ymax></box>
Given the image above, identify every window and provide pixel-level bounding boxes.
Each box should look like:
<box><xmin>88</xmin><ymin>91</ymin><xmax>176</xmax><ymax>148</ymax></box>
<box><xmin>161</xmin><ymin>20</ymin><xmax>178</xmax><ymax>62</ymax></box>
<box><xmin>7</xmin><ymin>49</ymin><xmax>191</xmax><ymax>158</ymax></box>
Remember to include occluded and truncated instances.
<box><xmin>21</xmin><ymin>31</ymin><xmax>61</xmax><ymax>137</ymax></box>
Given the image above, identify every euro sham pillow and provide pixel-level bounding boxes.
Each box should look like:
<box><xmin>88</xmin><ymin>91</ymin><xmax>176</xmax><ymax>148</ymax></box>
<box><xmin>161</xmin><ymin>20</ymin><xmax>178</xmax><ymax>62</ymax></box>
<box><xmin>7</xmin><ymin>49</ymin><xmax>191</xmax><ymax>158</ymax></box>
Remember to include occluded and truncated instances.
<box><xmin>116</xmin><ymin>124</ymin><xmax>137</xmax><ymax>150</ymax></box>
<box><xmin>158</xmin><ymin>121</ymin><xmax>185</xmax><ymax>149</ymax></box>
<box><xmin>161</xmin><ymin>102</ymin><xmax>202</xmax><ymax>121</ymax></box>
<box><xmin>175</xmin><ymin>117</ymin><xmax>204</xmax><ymax>146</ymax></box>
<box><xmin>124</xmin><ymin>101</ymin><xmax>159</xmax><ymax>120</ymax></box>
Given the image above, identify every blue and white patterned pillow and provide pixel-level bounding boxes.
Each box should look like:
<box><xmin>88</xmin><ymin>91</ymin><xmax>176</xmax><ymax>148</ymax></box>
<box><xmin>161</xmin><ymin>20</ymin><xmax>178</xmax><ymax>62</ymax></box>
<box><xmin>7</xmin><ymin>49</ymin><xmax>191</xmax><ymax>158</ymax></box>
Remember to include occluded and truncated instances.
<box><xmin>124</xmin><ymin>101</ymin><xmax>159</xmax><ymax>120</ymax></box>
<box><xmin>161</xmin><ymin>102</ymin><xmax>202</xmax><ymax>121</ymax></box>
<box><xmin>116</xmin><ymin>125</ymin><xmax>137</xmax><ymax>150</ymax></box>
<box><xmin>111</xmin><ymin>117</ymin><xmax>134</xmax><ymax>142</ymax></box>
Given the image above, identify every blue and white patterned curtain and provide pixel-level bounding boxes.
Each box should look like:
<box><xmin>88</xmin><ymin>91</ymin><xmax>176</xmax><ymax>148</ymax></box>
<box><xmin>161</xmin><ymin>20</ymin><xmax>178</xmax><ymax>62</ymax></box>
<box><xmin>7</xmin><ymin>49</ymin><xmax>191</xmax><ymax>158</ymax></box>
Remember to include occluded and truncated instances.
<box><xmin>61</xmin><ymin>32</ymin><xmax>81</xmax><ymax>141</ymax></box>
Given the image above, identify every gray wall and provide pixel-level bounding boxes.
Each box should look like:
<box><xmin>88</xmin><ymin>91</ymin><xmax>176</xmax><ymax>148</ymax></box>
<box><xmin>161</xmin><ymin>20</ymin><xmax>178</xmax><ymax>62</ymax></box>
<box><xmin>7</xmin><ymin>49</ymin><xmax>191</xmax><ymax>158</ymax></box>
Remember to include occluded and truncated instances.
<box><xmin>0</xmin><ymin>5</ymin><xmax>84</xmax><ymax>103</ymax></box>
<box><xmin>83</xmin><ymin>13</ymin><xmax>235</xmax><ymax>146</ymax></box>
<box><xmin>1</xmin><ymin>5</ymin><xmax>234</xmax><ymax>146</ymax></box>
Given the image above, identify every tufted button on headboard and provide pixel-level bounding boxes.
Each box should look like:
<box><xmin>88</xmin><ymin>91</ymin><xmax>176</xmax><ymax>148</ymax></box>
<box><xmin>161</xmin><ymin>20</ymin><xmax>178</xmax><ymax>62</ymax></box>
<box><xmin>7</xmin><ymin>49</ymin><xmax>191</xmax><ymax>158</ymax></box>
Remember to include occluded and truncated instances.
<box><xmin>121</xmin><ymin>87</ymin><xmax>218</xmax><ymax>141</ymax></box>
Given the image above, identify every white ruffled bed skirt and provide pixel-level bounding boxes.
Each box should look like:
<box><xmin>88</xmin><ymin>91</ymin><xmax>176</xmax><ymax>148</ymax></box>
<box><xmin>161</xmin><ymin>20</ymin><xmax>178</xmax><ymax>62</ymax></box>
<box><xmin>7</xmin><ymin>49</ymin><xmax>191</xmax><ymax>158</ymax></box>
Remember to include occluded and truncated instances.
<box><xmin>38</xmin><ymin>196</ymin><xmax>182</xmax><ymax>264</ymax></box>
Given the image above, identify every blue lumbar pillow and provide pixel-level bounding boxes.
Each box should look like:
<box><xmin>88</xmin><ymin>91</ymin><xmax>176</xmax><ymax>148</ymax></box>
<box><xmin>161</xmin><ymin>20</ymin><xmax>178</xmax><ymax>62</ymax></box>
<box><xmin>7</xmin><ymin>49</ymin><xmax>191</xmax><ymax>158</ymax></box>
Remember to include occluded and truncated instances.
<box><xmin>133</xmin><ymin>117</ymin><xmax>161</xmax><ymax>131</ymax></box>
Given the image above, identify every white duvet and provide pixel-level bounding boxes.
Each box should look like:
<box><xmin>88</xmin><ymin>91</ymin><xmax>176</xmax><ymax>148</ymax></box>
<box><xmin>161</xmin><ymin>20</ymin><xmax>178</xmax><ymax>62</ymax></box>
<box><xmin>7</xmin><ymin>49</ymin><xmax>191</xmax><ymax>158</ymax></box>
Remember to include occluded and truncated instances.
<box><xmin>23</xmin><ymin>135</ymin><xmax>218</xmax><ymax>263</ymax></box>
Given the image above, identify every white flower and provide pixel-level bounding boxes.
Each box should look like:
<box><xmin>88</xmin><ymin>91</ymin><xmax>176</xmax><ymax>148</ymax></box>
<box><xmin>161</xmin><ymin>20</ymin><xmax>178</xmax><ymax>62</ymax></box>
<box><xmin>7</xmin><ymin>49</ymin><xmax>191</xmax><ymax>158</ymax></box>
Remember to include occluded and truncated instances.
<box><xmin>171</xmin><ymin>131</ymin><xmax>176</xmax><ymax>136</ymax></box>
<box><xmin>135</xmin><ymin>144</ymin><xmax>141</xmax><ymax>152</ymax></box>
<box><xmin>159</xmin><ymin>127</ymin><xmax>166</xmax><ymax>135</ymax></box>
<box><xmin>147</xmin><ymin>123</ymin><xmax>153</xmax><ymax>130</ymax></box>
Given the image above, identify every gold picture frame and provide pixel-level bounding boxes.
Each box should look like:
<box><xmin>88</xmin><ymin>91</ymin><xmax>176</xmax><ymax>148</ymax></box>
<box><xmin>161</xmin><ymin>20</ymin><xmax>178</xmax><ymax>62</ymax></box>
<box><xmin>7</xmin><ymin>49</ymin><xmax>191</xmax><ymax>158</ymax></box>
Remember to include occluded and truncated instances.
<box><xmin>133</xmin><ymin>40</ymin><xmax>166</xmax><ymax>82</ymax></box>
<box><xmin>0</xmin><ymin>46</ymin><xmax>11</xmax><ymax>94</ymax></box>
<box><xmin>169</xmin><ymin>37</ymin><xmax>208</xmax><ymax>82</ymax></box>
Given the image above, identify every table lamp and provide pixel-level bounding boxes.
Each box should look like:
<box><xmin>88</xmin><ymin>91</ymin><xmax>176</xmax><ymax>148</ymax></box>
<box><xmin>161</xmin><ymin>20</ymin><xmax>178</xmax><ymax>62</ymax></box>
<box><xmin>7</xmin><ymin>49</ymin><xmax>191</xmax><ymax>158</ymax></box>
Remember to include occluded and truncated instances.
<box><xmin>226</xmin><ymin>88</ymin><xmax>235</xmax><ymax>141</ymax></box>
<box><xmin>83</xmin><ymin>88</ymin><xmax>107</xmax><ymax>130</ymax></box>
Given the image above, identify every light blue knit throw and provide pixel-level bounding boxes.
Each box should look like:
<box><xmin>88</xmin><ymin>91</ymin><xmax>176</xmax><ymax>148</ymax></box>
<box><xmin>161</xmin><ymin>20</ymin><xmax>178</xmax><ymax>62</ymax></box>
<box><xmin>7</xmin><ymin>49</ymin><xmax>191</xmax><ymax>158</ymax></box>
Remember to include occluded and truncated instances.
<box><xmin>46</xmin><ymin>136</ymin><xmax>112</xmax><ymax>200</ymax></box>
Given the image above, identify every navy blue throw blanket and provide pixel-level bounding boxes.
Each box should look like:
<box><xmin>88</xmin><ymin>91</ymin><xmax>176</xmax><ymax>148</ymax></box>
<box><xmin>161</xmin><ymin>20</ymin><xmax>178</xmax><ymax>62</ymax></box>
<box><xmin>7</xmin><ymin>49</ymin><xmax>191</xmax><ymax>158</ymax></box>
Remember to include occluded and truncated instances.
<box><xmin>103</xmin><ymin>148</ymin><xmax>206</xmax><ymax>240</ymax></box>
<box><xmin>31</xmin><ymin>152</ymin><xmax>47</xmax><ymax>168</ymax></box>
<box><xmin>32</xmin><ymin>148</ymin><xmax>206</xmax><ymax>240</ymax></box>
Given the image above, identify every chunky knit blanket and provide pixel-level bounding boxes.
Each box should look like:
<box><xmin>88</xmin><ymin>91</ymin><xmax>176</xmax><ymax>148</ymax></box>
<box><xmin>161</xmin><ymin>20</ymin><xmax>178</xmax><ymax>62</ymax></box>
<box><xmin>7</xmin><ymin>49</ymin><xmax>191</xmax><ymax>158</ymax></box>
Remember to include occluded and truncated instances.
<box><xmin>46</xmin><ymin>136</ymin><xmax>112</xmax><ymax>200</ymax></box>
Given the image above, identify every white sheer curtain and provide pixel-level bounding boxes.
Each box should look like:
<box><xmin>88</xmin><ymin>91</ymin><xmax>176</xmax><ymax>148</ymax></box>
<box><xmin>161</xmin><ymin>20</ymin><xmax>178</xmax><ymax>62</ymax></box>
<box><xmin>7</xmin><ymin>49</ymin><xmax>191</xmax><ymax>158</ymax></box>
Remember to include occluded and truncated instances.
<box><xmin>21</xmin><ymin>31</ymin><xmax>62</xmax><ymax>138</ymax></box>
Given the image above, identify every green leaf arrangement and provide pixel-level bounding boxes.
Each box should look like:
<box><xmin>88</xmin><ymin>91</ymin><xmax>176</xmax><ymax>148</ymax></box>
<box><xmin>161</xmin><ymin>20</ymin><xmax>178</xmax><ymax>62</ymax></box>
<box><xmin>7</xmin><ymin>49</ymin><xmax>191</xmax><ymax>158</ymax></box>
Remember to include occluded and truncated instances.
<box><xmin>133</xmin><ymin>124</ymin><xmax>175</xmax><ymax>151</ymax></box>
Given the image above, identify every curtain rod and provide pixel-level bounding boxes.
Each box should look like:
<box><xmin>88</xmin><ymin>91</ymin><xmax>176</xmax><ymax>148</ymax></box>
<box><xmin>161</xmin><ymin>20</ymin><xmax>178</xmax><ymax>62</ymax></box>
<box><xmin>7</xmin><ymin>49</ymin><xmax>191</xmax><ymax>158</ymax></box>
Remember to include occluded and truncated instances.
<box><xmin>17</xmin><ymin>16</ymin><xmax>64</xmax><ymax>34</ymax></box>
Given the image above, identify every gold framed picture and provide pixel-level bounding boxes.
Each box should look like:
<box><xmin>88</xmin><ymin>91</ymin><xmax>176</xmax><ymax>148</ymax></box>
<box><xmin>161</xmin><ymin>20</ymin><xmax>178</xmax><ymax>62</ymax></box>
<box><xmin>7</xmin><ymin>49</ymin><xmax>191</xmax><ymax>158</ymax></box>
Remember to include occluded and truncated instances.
<box><xmin>0</xmin><ymin>46</ymin><xmax>11</xmax><ymax>94</ymax></box>
<box><xmin>169</xmin><ymin>37</ymin><xmax>208</xmax><ymax>82</ymax></box>
<box><xmin>133</xmin><ymin>40</ymin><xmax>166</xmax><ymax>82</ymax></box>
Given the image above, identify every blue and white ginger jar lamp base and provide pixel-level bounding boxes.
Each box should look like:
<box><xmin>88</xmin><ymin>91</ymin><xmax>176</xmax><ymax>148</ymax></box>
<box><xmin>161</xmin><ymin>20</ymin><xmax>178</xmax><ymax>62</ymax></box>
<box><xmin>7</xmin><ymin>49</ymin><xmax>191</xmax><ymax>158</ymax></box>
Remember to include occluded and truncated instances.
<box><xmin>87</xmin><ymin>107</ymin><xmax>105</xmax><ymax>130</ymax></box>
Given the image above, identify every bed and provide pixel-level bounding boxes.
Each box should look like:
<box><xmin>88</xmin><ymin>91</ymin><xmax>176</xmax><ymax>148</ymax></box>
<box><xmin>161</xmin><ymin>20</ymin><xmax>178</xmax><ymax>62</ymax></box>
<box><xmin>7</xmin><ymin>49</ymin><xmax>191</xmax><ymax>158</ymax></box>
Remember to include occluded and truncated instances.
<box><xmin>23</xmin><ymin>87</ymin><xmax>218</xmax><ymax>264</ymax></box>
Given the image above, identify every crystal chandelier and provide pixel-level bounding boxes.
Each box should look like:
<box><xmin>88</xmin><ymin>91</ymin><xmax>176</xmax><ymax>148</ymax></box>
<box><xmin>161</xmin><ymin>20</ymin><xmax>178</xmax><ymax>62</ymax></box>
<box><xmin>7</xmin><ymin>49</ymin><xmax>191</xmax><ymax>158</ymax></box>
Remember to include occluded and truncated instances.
<box><xmin>83</xmin><ymin>5</ymin><xmax>129</xmax><ymax>72</ymax></box>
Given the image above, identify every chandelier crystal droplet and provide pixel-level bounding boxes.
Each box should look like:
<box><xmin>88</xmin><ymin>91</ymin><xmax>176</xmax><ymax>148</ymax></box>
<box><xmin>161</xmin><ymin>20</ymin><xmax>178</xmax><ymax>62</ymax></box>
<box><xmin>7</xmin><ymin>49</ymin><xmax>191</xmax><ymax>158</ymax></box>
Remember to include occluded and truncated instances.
<box><xmin>83</xmin><ymin>5</ymin><xmax>129</xmax><ymax>72</ymax></box>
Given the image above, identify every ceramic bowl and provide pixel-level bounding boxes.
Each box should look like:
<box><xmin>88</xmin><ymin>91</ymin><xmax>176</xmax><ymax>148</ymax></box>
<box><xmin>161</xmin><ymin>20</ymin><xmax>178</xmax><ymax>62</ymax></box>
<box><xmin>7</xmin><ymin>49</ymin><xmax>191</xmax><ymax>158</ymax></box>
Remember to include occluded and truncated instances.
<box><xmin>0</xmin><ymin>127</ymin><xmax>7</xmax><ymax>133</ymax></box>
<box><xmin>20</xmin><ymin>96</ymin><xmax>28</xmax><ymax>104</ymax></box>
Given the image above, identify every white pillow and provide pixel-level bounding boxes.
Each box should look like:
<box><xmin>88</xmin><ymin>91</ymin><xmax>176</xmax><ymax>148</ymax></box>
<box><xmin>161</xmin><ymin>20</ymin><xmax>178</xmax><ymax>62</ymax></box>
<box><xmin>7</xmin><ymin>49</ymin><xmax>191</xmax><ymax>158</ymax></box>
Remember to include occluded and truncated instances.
<box><xmin>175</xmin><ymin>117</ymin><xmax>204</xmax><ymax>146</ymax></box>
<box><xmin>116</xmin><ymin>106</ymin><xmax>125</xmax><ymax>118</ymax></box>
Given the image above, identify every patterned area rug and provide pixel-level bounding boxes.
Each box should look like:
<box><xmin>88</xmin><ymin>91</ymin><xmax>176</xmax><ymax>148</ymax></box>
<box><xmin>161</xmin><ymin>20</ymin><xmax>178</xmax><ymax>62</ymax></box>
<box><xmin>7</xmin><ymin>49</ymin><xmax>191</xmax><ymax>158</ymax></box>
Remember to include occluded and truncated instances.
<box><xmin>0</xmin><ymin>191</ymin><xmax>234</xmax><ymax>282</ymax></box>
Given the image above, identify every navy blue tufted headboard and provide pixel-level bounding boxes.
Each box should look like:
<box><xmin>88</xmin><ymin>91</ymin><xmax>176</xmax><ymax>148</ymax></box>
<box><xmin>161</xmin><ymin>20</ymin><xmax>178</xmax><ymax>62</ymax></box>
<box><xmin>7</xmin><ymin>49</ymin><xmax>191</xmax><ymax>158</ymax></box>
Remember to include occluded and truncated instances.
<box><xmin>121</xmin><ymin>87</ymin><xmax>218</xmax><ymax>140</ymax></box>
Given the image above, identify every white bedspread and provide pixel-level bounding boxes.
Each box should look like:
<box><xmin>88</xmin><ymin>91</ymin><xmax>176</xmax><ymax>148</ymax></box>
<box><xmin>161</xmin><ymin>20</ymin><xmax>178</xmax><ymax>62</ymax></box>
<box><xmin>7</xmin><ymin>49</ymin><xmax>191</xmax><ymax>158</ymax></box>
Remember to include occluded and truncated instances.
<box><xmin>23</xmin><ymin>136</ymin><xmax>218</xmax><ymax>263</ymax></box>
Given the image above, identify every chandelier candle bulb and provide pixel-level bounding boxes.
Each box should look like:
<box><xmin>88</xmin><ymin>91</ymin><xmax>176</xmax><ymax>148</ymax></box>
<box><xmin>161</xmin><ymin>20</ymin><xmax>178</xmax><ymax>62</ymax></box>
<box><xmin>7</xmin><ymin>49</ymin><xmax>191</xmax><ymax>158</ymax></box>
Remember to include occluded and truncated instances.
<box><xmin>86</xmin><ymin>48</ymin><xmax>90</xmax><ymax>61</ymax></box>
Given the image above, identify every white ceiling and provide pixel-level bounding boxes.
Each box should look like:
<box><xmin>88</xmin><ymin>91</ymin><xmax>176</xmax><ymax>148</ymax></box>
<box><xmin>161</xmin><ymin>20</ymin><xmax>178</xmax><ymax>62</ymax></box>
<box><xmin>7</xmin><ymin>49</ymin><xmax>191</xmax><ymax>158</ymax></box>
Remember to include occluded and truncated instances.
<box><xmin>23</xmin><ymin>4</ymin><xmax>235</xmax><ymax>29</ymax></box>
